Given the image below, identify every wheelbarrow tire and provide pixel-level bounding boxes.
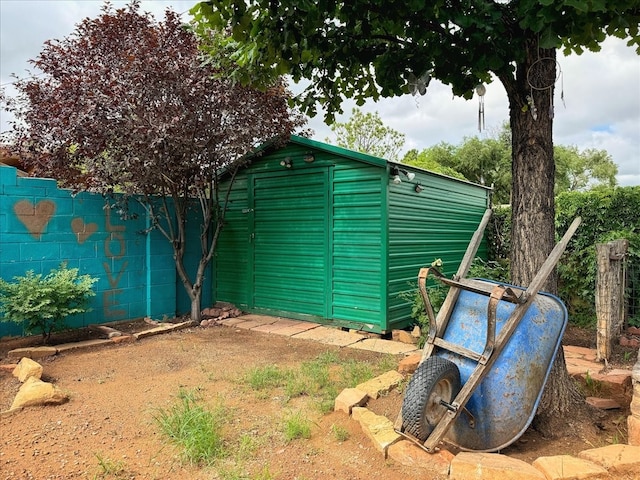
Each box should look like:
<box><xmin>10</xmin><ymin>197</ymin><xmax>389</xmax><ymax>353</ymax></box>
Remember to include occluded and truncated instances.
<box><xmin>401</xmin><ymin>357</ymin><xmax>461</xmax><ymax>442</ymax></box>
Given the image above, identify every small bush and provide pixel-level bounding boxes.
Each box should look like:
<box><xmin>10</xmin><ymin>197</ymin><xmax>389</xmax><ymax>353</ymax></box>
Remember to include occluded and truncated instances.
<box><xmin>0</xmin><ymin>263</ymin><xmax>97</xmax><ymax>341</ymax></box>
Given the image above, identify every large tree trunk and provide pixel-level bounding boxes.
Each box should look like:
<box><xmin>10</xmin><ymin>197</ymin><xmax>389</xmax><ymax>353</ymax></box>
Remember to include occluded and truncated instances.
<box><xmin>502</xmin><ymin>40</ymin><xmax>582</xmax><ymax>436</ymax></box>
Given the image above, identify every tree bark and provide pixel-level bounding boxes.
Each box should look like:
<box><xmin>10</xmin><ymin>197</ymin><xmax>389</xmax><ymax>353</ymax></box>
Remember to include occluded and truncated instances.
<box><xmin>502</xmin><ymin>40</ymin><xmax>582</xmax><ymax>436</ymax></box>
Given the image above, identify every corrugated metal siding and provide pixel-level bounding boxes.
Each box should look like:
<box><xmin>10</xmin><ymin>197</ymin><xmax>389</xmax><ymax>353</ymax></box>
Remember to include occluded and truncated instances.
<box><xmin>251</xmin><ymin>169</ymin><xmax>329</xmax><ymax>317</ymax></box>
<box><xmin>387</xmin><ymin>171</ymin><xmax>489</xmax><ymax>330</ymax></box>
<box><xmin>331</xmin><ymin>163</ymin><xmax>386</xmax><ymax>330</ymax></box>
<box><xmin>214</xmin><ymin>177</ymin><xmax>250</xmax><ymax>307</ymax></box>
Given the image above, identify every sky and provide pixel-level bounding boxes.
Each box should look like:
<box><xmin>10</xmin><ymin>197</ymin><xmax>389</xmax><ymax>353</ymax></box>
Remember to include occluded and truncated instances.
<box><xmin>1</xmin><ymin>0</ymin><xmax>639</xmax><ymax>186</ymax></box>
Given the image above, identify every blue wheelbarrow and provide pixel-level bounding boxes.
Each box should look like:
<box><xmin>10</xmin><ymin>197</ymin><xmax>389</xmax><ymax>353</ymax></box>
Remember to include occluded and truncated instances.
<box><xmin>394</xmin><ymin>211</ymin><xmax>582</xmax><ymax>453</ymax></box>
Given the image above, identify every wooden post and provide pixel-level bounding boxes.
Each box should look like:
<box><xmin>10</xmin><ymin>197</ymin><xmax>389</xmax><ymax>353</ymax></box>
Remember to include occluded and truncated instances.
<box><xmin>596</xmin><ymin>239</ymin><xmax>629</xmax><ymax>362</ymax></box>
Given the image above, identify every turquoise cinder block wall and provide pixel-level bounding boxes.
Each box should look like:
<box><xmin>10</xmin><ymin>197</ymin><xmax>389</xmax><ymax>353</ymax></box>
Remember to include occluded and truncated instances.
<box><xmin>0</xmin><ymin>165</ymin><xmax>211</xmax><ymax>337</ymax></box>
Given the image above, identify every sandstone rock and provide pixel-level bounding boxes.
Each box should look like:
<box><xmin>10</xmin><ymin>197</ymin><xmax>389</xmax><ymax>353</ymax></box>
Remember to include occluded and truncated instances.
<box><xmin>585</xmin><ymin>397</ymin><xmax>621</xmax><ymax>410</ymax></box>
<box><xmin>12</xmin><ymin>357</ymin><xmax>43</xmax><ymax>382</ymax></box>
<box><xmin>0</xmin><ymin>363</ymin><xmax>18</xmax><ymax>374</ymax></box>
<box><xmin>578</xmin><ymin>444</ymin><xmax>640</xmax><ymax>476</ymax></box>
<box><xmin>411</xmin><ymin>325</ymin><xmax>421</xmax><ymax>338</ymax></box>
<box><xmin>398</xmin><ymin>353</ymin><xmax>421</xmax><ymax>375</ymax></box>
<box><xmin>387</xmin><ymin>440</ymin><xmax>453</xmax><ymax>476</ymax></box>
<box><xmin>110</xmin><ymin>334</ymin><xmax>134</xmax><ymax>344</ymax></box>
<box><xmin>10</xmin><ymin>377</ymin><xmax>69</xmax><ymax>410</ymax></box>
<box><xmin>334</xmin><ymin>388</ymin><xmax>368</xmax><ymax>414</ymax></box>
<box><xmin>450</xmin><ymin>452</ymin><xmax>545</xmax><ymax>480</ymax></box>
<box><xmin>392</xmin><ymin>329</ymin><xmax>418</xmax><ymax>345</ymax></box>
<box><xmin>628</xmin><ymin>415</ymin><xmax>640</xmax><ymax>446</ymax></box>
<box><xmin>356</xmin><ymin>370</ymin><xmax>404</xmax><ymax>399</ymax></box>
<box><xmin>532</xmin><ymin>454</ymin><xmax>608</xmax><ymax>480</ymax></box>
<box><xmin>351</xmin><ymin>407</ymin><xmax>400</xmax><ymax>455</ymax></box>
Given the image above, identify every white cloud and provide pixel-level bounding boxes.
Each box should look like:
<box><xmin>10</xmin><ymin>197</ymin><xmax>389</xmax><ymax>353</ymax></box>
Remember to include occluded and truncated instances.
<box><xmin>2</xmin><ymin>1</ymin><xmax>638</xmax><ymax>186</ymax></box>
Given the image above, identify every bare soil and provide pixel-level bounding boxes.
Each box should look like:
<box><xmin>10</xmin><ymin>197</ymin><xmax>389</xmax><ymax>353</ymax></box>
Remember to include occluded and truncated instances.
<box><xmin>0</xmin><ymin>321</ymin><xmax>636</xmax><ymax>480</ymax></box>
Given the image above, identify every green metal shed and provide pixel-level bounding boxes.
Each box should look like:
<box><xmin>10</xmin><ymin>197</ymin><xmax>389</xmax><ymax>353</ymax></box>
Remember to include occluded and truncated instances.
<box><xmin>214</xmin><ymin>135</ymin><xmax>491</xmax><ymax>334</ymax></box>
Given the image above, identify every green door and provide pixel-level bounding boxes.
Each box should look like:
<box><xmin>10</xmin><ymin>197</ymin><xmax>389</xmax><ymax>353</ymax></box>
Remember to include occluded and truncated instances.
<box><xmin>250</xmin><ymin>169</ymin><xmax>330</xmax><ymax>318</ymax></box>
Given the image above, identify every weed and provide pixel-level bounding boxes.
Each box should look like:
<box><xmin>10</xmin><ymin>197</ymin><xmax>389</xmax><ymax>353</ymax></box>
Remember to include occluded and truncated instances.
<box><xmin>153</xmin><ymin>387</ymin><xmax>227</xmax><ymax>466</ymax></box>
<box><xmin>330</xmin><ymin>423</ymin><xmax>350</xmax><ymax>442</ymax></box>
<box><xmin>582</xmin><ymin>371</ymin><xmax>603</xmax><ymax>396</ymax></box>
<box><xmin>283</xmin><ymin>411</ymin><xmax>312</xmax><ymax>442</ymax></box>
<box><xmin>93</xmin><ymin>453</ymin><xmax>127</xmax><ymax>479</ymax></box>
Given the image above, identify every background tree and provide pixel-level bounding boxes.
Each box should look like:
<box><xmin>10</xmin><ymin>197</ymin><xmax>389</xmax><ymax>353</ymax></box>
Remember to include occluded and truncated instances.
<box><xmin>554</xmin><ymin>145</ymin><xmax>618</xmax><ymax>193</ymax></box>
<box><xmin>2</xmin><ymin>1</ymin><xmax>306</xmax><ymax>323</ymax></box>
<box><xmin>327</xmin><ymin>108</ymin><xmax>405</xmax><ymax>161</ymax></box>
<box><xmin>402</xmin><ymin>146</ymin><xmax>467</xmax><ymax>181</ymax></box>
<box><xmin>191</xmin><ymin>0</ymin><xmax>640</xmax><ymax>434</ymax></box>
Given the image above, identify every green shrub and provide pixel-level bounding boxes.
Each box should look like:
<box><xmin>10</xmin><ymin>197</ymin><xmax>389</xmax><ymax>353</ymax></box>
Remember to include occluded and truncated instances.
<box><xmin>0</xmin><ymin>263</ymin><xmax>98</xmax><ymax>341</ymax></box>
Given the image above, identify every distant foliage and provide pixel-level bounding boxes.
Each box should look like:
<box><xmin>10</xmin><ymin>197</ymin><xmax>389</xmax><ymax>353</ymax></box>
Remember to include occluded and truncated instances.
<box><xmin>0</xmin><ymin>263</ymin><xmax>97</xmax><ymax>341</ymax></box>
<box><xmin>555</xmin><ymin>187</ymin><xmax>640</xmax><ymax>326</ymax></box>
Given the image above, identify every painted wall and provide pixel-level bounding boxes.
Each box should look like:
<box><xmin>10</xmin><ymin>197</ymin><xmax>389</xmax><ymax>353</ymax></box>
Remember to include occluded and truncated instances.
<box><xmin>0</xmin><ymin>165</ymin><xmax>210</xmax><ymax>337</ymax></box>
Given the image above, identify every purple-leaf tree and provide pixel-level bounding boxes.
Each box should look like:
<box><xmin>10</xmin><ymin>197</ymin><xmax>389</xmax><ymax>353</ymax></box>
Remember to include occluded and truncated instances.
<box><xmin>2</xmin><ymin>1</ymin><xmax>307</xmax><ymax>322</ymax></box>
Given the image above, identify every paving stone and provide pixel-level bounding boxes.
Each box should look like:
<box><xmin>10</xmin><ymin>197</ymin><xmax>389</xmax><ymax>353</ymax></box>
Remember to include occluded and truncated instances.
<box><xmin>356</xmin><ymin>370</ymin><xmax>404</xmax><ymax>399</ymax></box>
<box><xmin>133</xmin><ymin>320</ymin><xmax>193</xmax><ymax>339</ymax></box>
<box><xmin>450</xmin><ymin>452</ymin><xmax>545</xmax><ymax>480</ymax></box>
<box><xmin>269</xmin><ymin>322</ymin><xmax>319</xmax><ymax>336</ymax></box>
<box><xmin>586</xmin><ymin>397</ymin><xmax>621</xmax><ymax>410</ymax></box>
<box><xmin>7</xmin><ymin>346</ymin><xmax>57</xmax><ymax>360</ymax></box>
<box><xmin>628</xmin><ymin>415</ymin><xmax>640</xmax><ymax>446</ymax></box>
<box><xmin>55</xmin><ymin>339</ymin><xmax>112</xmax><ymax>352</ymax></box>
<box><xmin>564</xmin><ymin>345</ymin><xmax>598</xmax><ymax>361</ymax></box>
<box><xmin>234</xmin><ymin>317</ymin><xmax>279</xmax><ymax>330</ymax></box>
<box><xmin>349</xmin><ymin>337</ymin><xmax>419</xmax><ymax>355</ymax></box>
<box><xmin>334</xmin><ymin>388</ymin><xmax>368</xmax><ymax>414</ymax></box>
<box><xmin>387</xmin><ymin>440</ymin><xmax>453</xmax><ymax>476</ymax></box>
<box><xmin>578</xmin><ymin>444</ymin><xmax>640</xmax><ymax>476</ymax></box>
<box><xmin>292</xmin><ymin>325</ymin><xmax>365</xmax><ymax>347</ymax></box>
<box><xmin>532</xmin><ymin>454</ymin><xmax>608</xmax><ymax>480</ymax></box>
<box><xmin>398</xmin><ymin>353</ymin><xmax>422</xmax><ymax>374</ymax></box>
<box><xmin>217</xmin><ymin>317</ymin><xmax>249</xmax><ymax>327</ymax></box>
<box><xmin>351</xmin><ymin>407</ymin><xmax>401</xmax><ymax>456</ymax></box>
<box><xmin>250</xmin><ymin>319</ymin><xmax>306</xmax><ymax>333</ymax></box>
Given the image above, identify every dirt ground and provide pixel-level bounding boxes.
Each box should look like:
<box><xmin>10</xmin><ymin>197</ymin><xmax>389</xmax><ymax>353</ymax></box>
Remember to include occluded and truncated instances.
<box><xmin>0</xmin><ymin>321</ymin><xmax>636</xmax><ymax>480</ymax></box>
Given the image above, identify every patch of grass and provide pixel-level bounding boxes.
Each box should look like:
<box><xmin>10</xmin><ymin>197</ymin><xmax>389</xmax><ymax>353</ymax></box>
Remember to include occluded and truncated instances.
<box><xmin>582</xmin><ymin>371</ymin><xmax>604</xmax><ymax>397</ymax></box>
<box><xmin>243</xmin><ymin>364</ymin><xmax>291</xmax><ymax>390</ymax></box>
<box><xmin>330</xmin><ymin>423</ymin><xmax>350</xmax><ymax>442</ymax></box>
<box><xmin>153</xmin><ymin>387</ymin><xmax>227</xmax><ymax>466</ymax></box>
<box><xmin>92</xmin><ymin>453</ymin><xmax>127</xmax><ymax>479</ymax></box>
<box><xmin>283</xmin><ymin>411</ymin><xmax>312</xmax><ymax>442</ymax></box>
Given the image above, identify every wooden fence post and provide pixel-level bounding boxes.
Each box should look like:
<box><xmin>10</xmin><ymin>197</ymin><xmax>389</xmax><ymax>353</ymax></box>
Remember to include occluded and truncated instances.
<box><xmin>596</xmin><ymin>239</ymin><xmax>629</xmax><ymax>362</ymax></box>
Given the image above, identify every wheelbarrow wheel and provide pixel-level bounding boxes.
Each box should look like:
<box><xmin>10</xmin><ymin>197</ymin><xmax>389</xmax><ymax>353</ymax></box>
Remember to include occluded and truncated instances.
<box><xmin>401</xmin><ymin>357</ymin><xmax>461</xmax><ymax>441</ymax></box>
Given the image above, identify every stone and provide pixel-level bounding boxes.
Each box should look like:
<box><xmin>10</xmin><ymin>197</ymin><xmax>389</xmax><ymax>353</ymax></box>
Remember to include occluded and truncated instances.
<box><xmin>620</xmin><ymin>335</ymin><xmax>640</xmax><ymax>348</ymax></box>
<box><xmin>585</xmin><ymin>397</ymin><xmax>621</xmax><ymax>410</ymax></box>
<box><xmin>334</xmin><ymin>388</ymin><xmax>368</xmax><ymax>414</ymax></box>
<box><xmin>411</xmin><ymin>325</ymin><xmax>421</xmax><ymax>338</ymax></box>
<box><xmin>0</xmin><ymin>363</ymin><xmax>18</xmax><ymax>374</ymax></box>
<box><xmin>356</xmin><ymin>370</ymin><xmax>404</xmax><ymax>399</ymax></box>
<box><xmin>532</xmin><ymin>454</ymin><xmax>608</xmax><ymax>480</ymax></box>
<box><xmin>110</xmin><ymin>335</ymin><xmax>135</xmax><ymax>344</ymax></box>
<box><xmin>578</xmin><ymin>444</ymin><xmax>640</xmax><ymax>476</ymax></box>
<box><xmin>12</xmin><ymin>357</ymin><xmax>43</xmax><ymax>382</ymax></box>
<box><xmin>387</xmin><ymin>440</ymin><xmax>453</xmax><ymax>476</ymax></box>
<box><xmin>449</xmin><ymin>452</ymin><xmax>545</xmax><ymax>480</ymax></box>
<box><xmin>7</xmin><ymin>346</ymin><xmax>57</xmax><ymax>360</ymax></box>
<box><xmin>392</xmin><ymin>329</ymin><xmax>418</xmax><ymax>345</ymax></box>
<box><xmin>627</xmin><ymin>326</ymin><xmax>640</xmax><ymax>336</ymax></box>
<box><xmin>628</xmin><ymin>415</ymin><xmax>640</xmax><ymax>446</ymax></box>
<box><xmin>398</xmin><ymin>353</ymin><xmax>421</xmax><ymax>374</ymax></box>
<box><xmin>351</xmin><ymin>406</ymin><xmax>368</xmax><ymax>422</ymax></box>
<box><xmin>10</xmin><ymin>377</ymin><xmax>69</xmax><ymax>410</ymax></box>
<box><xmin>631</xmin><ymin>385</ymin><xmax>640</xmax><ymax>416</ymax></box>
<box><xmin>352</xmin><ymin>407</ymin><xmax>401</xmax><ymax>455</ymax></box>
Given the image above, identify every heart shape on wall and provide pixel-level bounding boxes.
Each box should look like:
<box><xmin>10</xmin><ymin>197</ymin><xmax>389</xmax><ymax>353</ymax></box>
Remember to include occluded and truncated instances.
<box><xmin>14</xmin><ymin>200</ymin><xmax>56</xmax><ymax>239</ymax></box>
<box><xmin>71</xmin><ymin>217</ymin><xmax>98</xmax><ymax>244</ymax></box>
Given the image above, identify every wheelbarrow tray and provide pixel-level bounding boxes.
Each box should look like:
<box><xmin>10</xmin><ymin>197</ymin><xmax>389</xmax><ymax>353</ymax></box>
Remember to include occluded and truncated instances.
<box><xmin>433</xmin><ymin>279</ymin><xmax>568</xmax><ymax>452</ymax></box>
